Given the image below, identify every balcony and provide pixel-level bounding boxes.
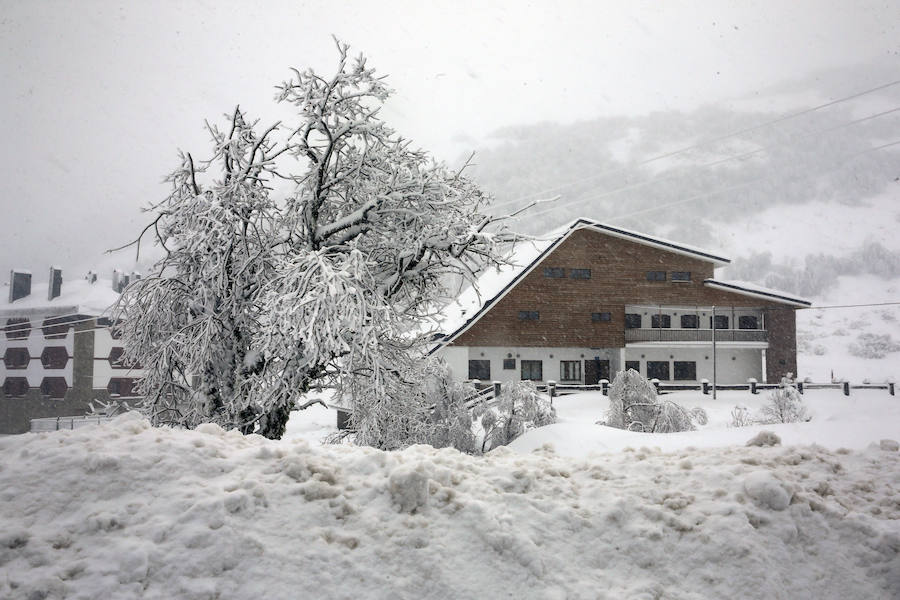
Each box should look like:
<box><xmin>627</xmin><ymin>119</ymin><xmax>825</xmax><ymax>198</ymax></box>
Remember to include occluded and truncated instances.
<box><xmin>625</xmin><ymin>328</ymin><xmax>768</xmax><ymax>343</ymax></box>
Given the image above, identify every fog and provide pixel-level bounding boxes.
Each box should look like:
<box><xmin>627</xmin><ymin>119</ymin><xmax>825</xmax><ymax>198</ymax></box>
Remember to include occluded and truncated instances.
<box><xmin>1</xmin><ymin>0</ymin><xmax>897</xmax><ymax>285</ymax></box>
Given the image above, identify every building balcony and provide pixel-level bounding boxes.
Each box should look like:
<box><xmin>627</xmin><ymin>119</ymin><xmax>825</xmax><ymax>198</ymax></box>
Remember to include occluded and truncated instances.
<box><xmin>624</xmin><ymin>328</ymin><xmax>768</xmax><ymax>343</ymax></box>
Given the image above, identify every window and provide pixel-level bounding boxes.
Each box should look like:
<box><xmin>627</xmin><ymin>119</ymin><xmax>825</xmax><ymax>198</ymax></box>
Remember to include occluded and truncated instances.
<box><xmin>625</xmin><ymin>313</ymin><xmax>642</xmax><ymax>329</ymax></box>
<box><xmin>680</xmin><ymin>314</ymin><xmax>699</xmax><ymax>329</ymax></box>
<box><xmin>671</xmin><ymin>271</ymin><xmax>691</xmax><ymax>282</ymax></box>
<box><xmin>646</xmin><ymin>271</ymin><xmax>666</xmax><ymax>281</ymax></box>
<box><xmin>674</xmin><ymin>361</ymin><xmax>697</xmax><ymax>381</ymax></box>
<box><xmin>468</xmin><ymin>360</ymin><xmax>491</xmax><ymax>380</ymax></box>
<box><xmin>108</xmin><ymin>378</ymin><xmax>135</xmax><ymax>397</ymax></box>
<box><xmin>3</xmin><ymin>347</ymin><xmax>29</xmax><ymax>369</ymax></box>
<box><xmin>521</xmin><ymin>360</ymin><xmax>542</xmax><ymax>381</ymax></box>
<box><xmin>739</xmin><ymin>316</ymin><xmax>759</xmax><ymax>330</ymax></box>
<box><xmin>40</xmin><ymin>377</ymin><xmax>68</xmax><ymax>399</ymax></box>
<box><xmin>570</xmin><ymin>269</ymin><xmax>591</xmax><ymax>279</ymax></box>
<box><xmin>518</xmin><ymin>311</ymin><xmax>539</xmax><ymax>321</ymax></box>
<box><xmin>650</xmin><ymin>314</ymin><xmax>671</xmax><ymax>328</ymax></box>
<box><xmin>43</xmin><ymin>316</ymin><xmax>76</xmax><ymax>339</ymax></box>
<box><xmin>560</xmin><ymin>360</ymin><xmax>581</xmax><ymax>381</ymax></box>
<box><xmin>5</xmin><ymin>318</ymin><xmax>30</xmax><ymax>340</ymax></box>
<box><xmin>2</xmin><ymin>377</ymin><xmax>29</xmax><ymax>397</ymax></box>
<box><xmin>592</xmin><ymin>312</ymin><xmax>612</xmax><ymax>322</ymax></box>
<box><xmin>543</xmin><ymin>267</ymin><xmax>565</xmax><ymax>278</ymax></box>
<box><xmin>646</xmin><ymin>361</ymin><xmax>670</xmax><ymax>380</ymax></box>
<box><xmin>40</xmin><ymin>347</ymin><xmax>69</xmax><ymax>369</ymax></box>
<box><xmin>710</xmin><ymin>315</ymin><xmax>729</xmax><ymax>329</ymax></box>
<box><xmin>625</xmin><ymin>360</ymin><xmax>640</xmax><ymax>373</ymax></box>
<box><xmin>503</xmin><ymin>358</ymin><xmax>516</xmax><ymax>370</ymax></box>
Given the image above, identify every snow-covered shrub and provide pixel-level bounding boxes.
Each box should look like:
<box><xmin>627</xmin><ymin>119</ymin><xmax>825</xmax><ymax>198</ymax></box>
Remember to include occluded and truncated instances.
<box><xmin>730</xmin><ymin>405</ymin><xmax>753</xmax><ymax>428</ymax></box>
<box><xmin>605</xmin><ymin>369</ymin><xmax>707</xmax><ymax>433</ymax></box>
<box><xmin>349</xmin><ymin>360</ymin><xmax>477</xmax><ymax>453</ymax></box>
<box><xmin>758</xmin><ymin>378</ymin><xmax>809</xmax><ymax>424</ymax></box>
<box><xmin>848</xmin><ymin>333</ymin><xmax>900</xmax><ymax>359</ymax></box>
<box><xmin>476</xmin><ymin>381</ymin><xmax>555</xmax><ymax>453</ymax></box>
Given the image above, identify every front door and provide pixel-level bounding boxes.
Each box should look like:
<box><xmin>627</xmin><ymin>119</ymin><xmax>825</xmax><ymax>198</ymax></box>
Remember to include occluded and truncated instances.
<box><xmin>584</xmin><ymin>359</ymin><xmax>610</xmax><ymax>384</ymax></box>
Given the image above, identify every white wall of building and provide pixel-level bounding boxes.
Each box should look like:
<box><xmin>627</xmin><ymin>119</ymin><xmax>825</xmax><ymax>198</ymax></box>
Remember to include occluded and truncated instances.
<box><xmin>624</xmin><ymin>345</ymin><xmax>763</xmax><ymax>384</ymax></box>
<box><xmin>438</xmin><ymin>344</ymin><xmax>764</xmax><ymax>384</ymax></box>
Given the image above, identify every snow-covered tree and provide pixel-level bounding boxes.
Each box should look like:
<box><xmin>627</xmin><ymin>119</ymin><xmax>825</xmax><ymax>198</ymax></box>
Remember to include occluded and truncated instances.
<box><xmin>476</xmin><ymin>381</ymin><xmax>556</xmax><ymax>453</ymax></box>
<box><xmin>113</xmin><ymin>40</ymin><xmax>520</xmax><ymax>439</ymax></box>
<box><xmin>605</xmin><ymin>368</ymin><xmax>706</xmax><ymax>433</ymax></box>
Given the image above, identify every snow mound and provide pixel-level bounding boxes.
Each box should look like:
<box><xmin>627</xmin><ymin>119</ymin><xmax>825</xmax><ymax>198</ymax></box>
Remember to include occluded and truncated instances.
<box><xmin>1</xmin><ymin>416</ymin><xmax>899</xmax><ymax>599</ymax></box>
<box><xmin>743</xmin><ymin>471</ymin><xmax>791</xmax><ymax>511</ymax></box>
<box><xmin>747</xmin><ymin>430</ymin><xmax>782</xmax><ymax>447</ymax></box>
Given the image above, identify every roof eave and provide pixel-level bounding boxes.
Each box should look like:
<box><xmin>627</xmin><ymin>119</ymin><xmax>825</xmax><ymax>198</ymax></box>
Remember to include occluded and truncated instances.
<box><xmin>703</xmin><ymin>279</ymin><xmax>812</xmax><ymax>307</ymax></box>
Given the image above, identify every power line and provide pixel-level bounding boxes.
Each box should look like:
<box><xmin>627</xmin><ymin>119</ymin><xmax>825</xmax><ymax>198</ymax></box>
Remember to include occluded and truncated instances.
<box><xmin>513</xmin><ymin>106</ymin><xmax>899</xmax><ymax>219</ymax></box>
<box><xmin>523</xmin><ymin>137</ymin><xmax>900</xmax><ymax>223</ymax></box>
<box><xmin>489</xmin><ymin>78</ymin><xmax>900</xmax><ymax>212</ymax></box>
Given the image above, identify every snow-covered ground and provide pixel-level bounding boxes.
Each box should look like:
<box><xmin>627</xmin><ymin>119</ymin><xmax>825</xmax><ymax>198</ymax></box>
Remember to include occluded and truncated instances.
<box><xmin>797</xmin><ymin>274</ymin><xmax>900</xmax><ymax>382</ymax></box>
<box><xmin>2</xmin><ymin>387</ymin><xmax>898</xmax><ymax>599</ymax></box>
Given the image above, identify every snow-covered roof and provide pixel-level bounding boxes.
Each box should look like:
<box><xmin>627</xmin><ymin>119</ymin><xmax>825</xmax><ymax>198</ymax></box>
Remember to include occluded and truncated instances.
<box><xmin>0</xmin><ymin>278</ymin><xmax>120</xmax><ymax>318</ymax></box>
<box><xmin>433</xmin><ymin>218</ymin><xmax>734</xmax><ymax>349</ymax></box>
<box><xmin>703</xmin><ymin>279</ymin><xmax>812</xmax><ymax>307</ymax></box>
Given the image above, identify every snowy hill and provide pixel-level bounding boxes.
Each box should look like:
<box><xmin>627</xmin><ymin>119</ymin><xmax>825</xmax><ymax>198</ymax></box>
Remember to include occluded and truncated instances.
<box><xmin>1</xmin><ymin>411</ymin><xmax>898</xmax><ymax>599</ymax></box>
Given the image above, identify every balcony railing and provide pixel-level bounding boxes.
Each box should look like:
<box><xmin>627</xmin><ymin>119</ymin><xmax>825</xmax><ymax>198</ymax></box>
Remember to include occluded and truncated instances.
<box><xmin>625</xmin><ymin>328</ymin><xmax>768</xmax><ymax>343</ymax></box>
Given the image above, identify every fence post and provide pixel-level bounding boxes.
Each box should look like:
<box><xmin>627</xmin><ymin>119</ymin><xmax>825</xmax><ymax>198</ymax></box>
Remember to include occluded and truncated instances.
<box><xmin>651</xmin><ymin>378</ymin><xmax>660</xmax><ymax>395</ymax></box>
<box><xmin>748</xmin><ymin>378</ymin><xmax>757</xmax><ymax>395</ymax></box>
<box><xmin>843</xmin><ymin>381</ymin><xmax>850</xmax><ymax>396</ymax></box>
<box><xmin>889</xmin><ymin>382</ymin><xmax>895</xmax><ymax>396</ymax></box>
<box><xmin>546</xmin><ymin>380</ymin><xmax>556</xmax><ymax>405</ymax></box>
<box><xmin>600</xmin><ymin>379</ymin><xmax>609</xmax><ymax>396</ymax></box>
<box><xmin>493</xmin><ymin>381</ymin><xmax>502</xmax><ymax>399</ymax></box>
<box><xmin>797</xmin><ymin>381</ymin><xmax>804</xmax><ymax>395</ymax></box>
<box><xmin>701</xmin><ymin>379</ymin><xmax>709</xmax><ymax>395</ymax></box>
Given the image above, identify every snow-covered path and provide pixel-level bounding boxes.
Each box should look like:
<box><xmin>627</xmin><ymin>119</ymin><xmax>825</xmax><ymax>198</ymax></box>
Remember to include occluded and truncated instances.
<box><xmin>1</xmin><ymin>413</ymin><xmax>898</xmax><ymax>599</ymax></box>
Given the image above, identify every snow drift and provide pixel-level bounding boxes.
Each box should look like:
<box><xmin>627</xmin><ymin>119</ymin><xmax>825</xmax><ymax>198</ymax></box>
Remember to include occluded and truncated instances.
<box><xmin>1</xmin><ymin>413</ymin><xmax>898</xmax><ymax>599</ymax></box>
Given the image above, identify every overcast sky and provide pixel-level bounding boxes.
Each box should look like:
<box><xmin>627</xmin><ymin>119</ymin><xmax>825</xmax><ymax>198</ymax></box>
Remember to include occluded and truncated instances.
<box><xmin>1</xmin><ymin>0</ymin><xmax>898</xmax><ymax>285</ymax></box>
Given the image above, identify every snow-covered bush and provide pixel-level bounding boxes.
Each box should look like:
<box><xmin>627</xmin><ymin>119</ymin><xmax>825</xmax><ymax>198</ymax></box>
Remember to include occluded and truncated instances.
<box><xmin>476</xmin><ymin>381</ymin><xmax>556</xmax><ymax>453</ymax></box>
<box><xmin>848</xmin><ymin>333</ymin><xmax>900</xmax><ymax>359</ymax></box>
<box><xmin>730</xmin><ymin>405</ymin><xmax>753</xmax><ymax>428</ymax></box>
<box><xmin>758</xmin><ymin>378</ymin><xmax>809</xmax><ymax>424</ymax></box>
<box><xmin>605</xmin><ymin>369</ymin><xmax>707</xmax><ymax>433</ymax></box>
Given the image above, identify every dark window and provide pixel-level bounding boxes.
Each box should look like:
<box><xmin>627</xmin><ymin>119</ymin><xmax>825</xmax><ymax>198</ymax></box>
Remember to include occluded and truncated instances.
<box><xmin>518</xmin><ymin>311</ymin><xmax>539</xmax><ymax>321</ymax></box>
<box><xmin>5</xmin><ymin>318</ymin><xmax>30</xmax><ymax>340</ymax></box>
<box><xmin>468</xmin><ymin>360</ymin><xmax>491</xmax><ymax>380</ymax></box>
<box><xmin>543</xmin><ymin>267</ymin><xmax>565</xmax><ymax>278</ymax></box>
<box><xmin>40</xmin><ymin>377</ymin><xmax>68</xmax><ymax>399</ymax></box>
<box><xmin>570</xmin><ymin>269</ymin><xmax>591</xmax><ymax>279</ymax></box>
<box><xmin>40</xmin><ymin>347</ymin><xmax>69</xmax><ymax>369</ymax></box>
<box><xmin>503</xmin><ymin>358</ymin><xmax>516</xmax><ymax>370</ymax></box>
<box><xmin>521</xmin><ymin>360</ymin><xmax>543</xmax><ymax>381</ymax></box>
<box><xmin>671</xmin><ymin>271</ymin><xmax>691</xmax><ymax>282</ymax></box>
<box><xmin>625</xmin><ymin>313</ymin><xmax>642</xmax><ymax>329</ymax></box>
<box><xmin>42</xmin><ymin>316</ymin><xmax>75</xmax><ymax>339</ymax></box>
<box><xmin>2</xmin><ymin>377</ymin><xmax>29</xmax><ymax>397</ymax></box>
<box><xmin>681</xmin><ymin>314</ymin><xmax>699</xmax><ymax>329</ymax></box>
<box><xmin>109</xmin><ymin>347</ymin><xmax>125</xmax><ymax>365</ymax></box>
<box><xmin>3</xmin><ymin>347</ymin><xmax>30</xmax><ymax>369</ymax></box>
<box><xmin>651</xmin><ymin>314</ymin><xmax>671</xmax><ymax>328</ymax></box>
<box><xmin>625</xmin><ymin>360</ymin><xmax>641</xmax><ymax>373</ymax></box>
<box><xmin>592</xmin><ymin>312</ymin><xmax>612</xmax><ymax>322</ymax></box>
<box><xmin>646</xmin><ymin>271</ymin><xmax>666</xmax><ymax>281</ymax></box>
<box><xmin>738</xmin><ymin>316</ymin><xmax>759</xmax><ymax>330</ymax></box>
<box><xmin>646</xmin><ymin>361</ymin><xmax>670</xmax><ymax>380</ymax></box>
<box><xmin>108</xmin><ymin>378</ymin><xmax>135</xmax><ymax>397</ymax></box>
<box><xmin>674</xmin><ymin>361</ymin><xmax>697</xmax><ymax>381</ymax></box>
<box><xmin>710</xmin><ymin>315</ymin><xmax>729</xmax><ymax>329</ymax></box>
<box><xmin>560</xmin><ymin>360</ymin><xmax>581</xmax><ymax>381</ymax></box>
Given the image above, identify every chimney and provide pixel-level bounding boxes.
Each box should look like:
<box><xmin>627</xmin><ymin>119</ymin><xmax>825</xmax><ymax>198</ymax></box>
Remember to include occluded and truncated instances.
<box><xmin>48</xmin><ymin>267</ymin><xmax>63</xmax><ymax>301</ymax></box>
<box><xmin>131</xmin><ymin>271</ymin><xmax>141</xmax><ymax>282</ymax></box>
<box><xmin>9</xmin><ymin>270</ymin><xmax>32</xmax><ymax>303</ymax></box>
<box><xmin>112</xmin><ymin>269</ymin><xmax>121</xmax><ymax>292</ymax></box>
<box><xmin>120</xmin><ymin>274</ymin><xmax>130</xmax><ymax>291</ymax></box>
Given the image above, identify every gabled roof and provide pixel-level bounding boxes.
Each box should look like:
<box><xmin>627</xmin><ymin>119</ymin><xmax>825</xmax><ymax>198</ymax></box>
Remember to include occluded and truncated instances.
<box><xmin>703</xmin><ymin>279</ymin><xmax>812</xmax><ymax>308</ymax></box>
<box><xmin>432</xmin><ymin>218</ymin><xmax>734</xmax><ymax>351</ymax></box>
